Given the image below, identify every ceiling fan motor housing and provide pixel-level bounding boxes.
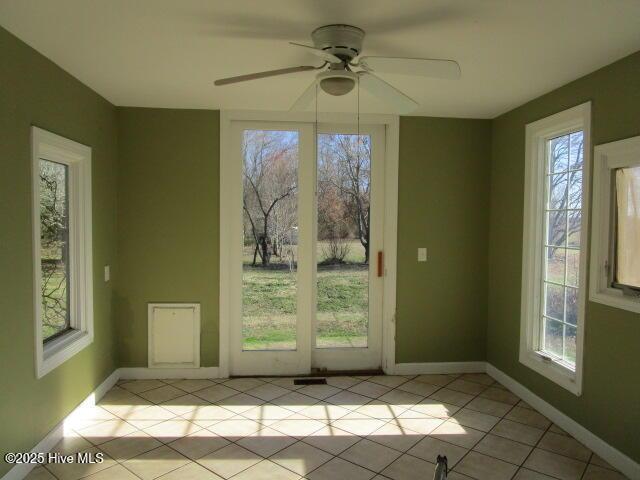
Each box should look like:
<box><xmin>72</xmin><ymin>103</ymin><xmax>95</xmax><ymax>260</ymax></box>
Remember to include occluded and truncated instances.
<box><xmin>311</xmin><ymin>24</ymin><xmax>365</xmax><ymax>61</ymax></box>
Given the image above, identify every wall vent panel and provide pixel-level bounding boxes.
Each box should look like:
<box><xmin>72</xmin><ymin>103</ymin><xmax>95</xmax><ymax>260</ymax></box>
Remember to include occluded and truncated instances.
<box><xmin>148</xmin><ymin>303</ymin><xmax>200</xmax><ymax>368</ymax></box>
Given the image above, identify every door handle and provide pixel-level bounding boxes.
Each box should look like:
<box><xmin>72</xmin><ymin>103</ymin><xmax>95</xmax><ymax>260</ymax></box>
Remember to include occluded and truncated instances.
<box><xmin>377</xmin><ymin>251</ymin><xmax>384</xmax><ymax>277</ymax></box>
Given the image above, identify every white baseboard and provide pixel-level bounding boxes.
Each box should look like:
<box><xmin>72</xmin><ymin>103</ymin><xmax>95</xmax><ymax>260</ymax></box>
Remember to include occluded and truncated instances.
<box><xmin>2</xmin><ymin>369</ymin><xmax>119</xmax><ymax>480</ymax></box>
<box><xmin>394</xmin><ymin>361</ymin><xmax>487</xmax><ymax>375</ymax></box>
<box><xmin>486</xmin><ymin>364</ymin><xmax>639</xmax><ymax>480</ymax></box>
<box><xmin>94</xmin><ymin>369</ymin><xmax>120</xmax><ymax>399</ymax></box>
<box><xmin>1</xmin><ymin>426</ymin><xmax>64</xmax><ymax>480</ymax></box>
<box><xmin>119</xmin><ymin>366</ymin><xmax>221</xmax><ymax>380</ymax></box>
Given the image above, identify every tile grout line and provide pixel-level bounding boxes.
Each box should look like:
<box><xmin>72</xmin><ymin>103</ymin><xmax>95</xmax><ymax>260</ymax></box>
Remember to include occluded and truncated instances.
<box><xmin>376</xmin><ymin>376</ymin><xmax>495</xmax><ymax>477</ymax></box>
<box><xmin>513</xmin><ymin>420</ymin><xmax>557</xmax><ymax>480</ymax></box>
<box><xmin>143</xmin><ymin>388</ymin><xmax>592</xmax><ymax>480</ymax></box>
<box><xmin>96</xmin><ymin>378</ymin><xmax>502</xmax><ymax>474</ymax></box>
<box><xmin>62</xmin><ymin>374</ymin><xmax>615</xmax><ymax>480</ymax></box>
<box><xmin>148</xmin><ymin>376</ymin><xmax>421</xmax><ymax>479</ymax></box>
<box><xmin>444</xmin><ymin>381</ymin><xmax>538</xmax><ymax>479</ymax></box>
<box><xmin>445</xmin><ymin>399</ymin><xmax>493</xmax><ymax>477</ymax></box>
<box><xmin>106</xmin><ymin>376</ymin><xmax>373</xmax><ymax>480</ymax></box>
<box><xmin>579</xmin><ymin>452</ymin><xmax>594</xmax><ymax>480</ymax></box>
<box><xmin>448</xmin><ymin>387</ymin><xmax>597</xmax><ymax>467</ymax></box>
<box><xmin>45</xmin><ymin>377</ymin><xmax>487</xmax><ymax>479</ymax></box>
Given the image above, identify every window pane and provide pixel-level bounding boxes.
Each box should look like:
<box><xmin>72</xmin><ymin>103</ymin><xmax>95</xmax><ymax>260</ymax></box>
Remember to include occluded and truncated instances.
<box><xmin>544</xmin><ymin>283</ymin><xmax>565</xmax><ymax>321</ymax></box>
<box><xmin>566</xmin><ymin>249</ymin><xmax>580</xmax><ymax>287</ymax></box>
<box><xmin>546</xmin><ymin>211</ymin><xmax>567</xmax><ymax>247</ymax></box>
<box><xmin>242</xmin><ymin>130</ymin><xmax>299</xmax><ymax>351</ymax></box>
<box><xmin>565</xmin><ymin>287</ymin><xmax>579</xmax><ymax>325</ymax></box>
<box><xmin>542</xmin><ymin>317</ymin><xmax>563</xmax><ymax>358</ymax></box>
<box><xmin>549</xmin><ymin>135</ymin><xmax>569</xmax><ymax>173</ymax></box>
<box><xmin>564</xmin><ymin>324</ymin><xmax>577</xmax><ymax>366</ymax></box>
<box><xmin>569</xmin><ymin>132</ymin><xmax>584</xmax><ymax>170</ymax></box>
<box><xmin>316</xmin><ymin>133</ymin><xmax>370</xmax><ymax>348</ymax></box>
<box><xmin>548</xmin><ymin>173</ymin><xmax>568</xmax><ymax>210</ymax></box>
<box><xmin>568</xmin><ymin>171</ymin><xmax>582</xmax><ymax>209</ymax></box>
<box><xmin>545</xmin><ymin>247</ymin><xmax>565</xmax><ymax>284</ymax></box>
<box><xmin>615</xmin><ymin>166</ymin><xmax>640</xmax><ymax>288</ymax></box>
<box><xmin>567</xmin><ymin>210</ymin><xmax>581</xmax><ymax>247</ymax></box>
<box><xmin>40</xmin><ymin>159</ymin><xmax>71</xmax><ymax>341</ymax></box>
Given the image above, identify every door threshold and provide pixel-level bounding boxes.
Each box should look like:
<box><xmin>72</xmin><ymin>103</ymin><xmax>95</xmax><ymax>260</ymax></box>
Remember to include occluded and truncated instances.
<box><xmin>229</xmin><ymin>368</ymin><xmax>384</xmax><ymax>379</ymax></box>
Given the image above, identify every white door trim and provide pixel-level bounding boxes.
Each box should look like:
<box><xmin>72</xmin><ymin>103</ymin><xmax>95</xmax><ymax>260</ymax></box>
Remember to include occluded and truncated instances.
<box><xmin>382</xmin><ymin>116</ymin><xmax>399</xmax><ymax>374</ymax></box>
<box><xmin>219</xmin><ymin>110</ymin><xmax>398</xmax><ymax>377</ymax></box>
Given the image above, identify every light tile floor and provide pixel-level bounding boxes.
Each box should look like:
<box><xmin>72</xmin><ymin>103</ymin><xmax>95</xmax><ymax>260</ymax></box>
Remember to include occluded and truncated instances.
<box><xmin>26</xmin><ymin>373</ymin><xmax>628</xmax><ymax>480</ymax></box>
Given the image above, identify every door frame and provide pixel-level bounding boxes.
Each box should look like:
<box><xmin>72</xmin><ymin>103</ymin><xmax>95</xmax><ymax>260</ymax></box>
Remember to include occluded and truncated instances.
<box><xmin>219</xmin><ymin>110</ymin><xmax>399</xmax><ymax>377</ymax></box>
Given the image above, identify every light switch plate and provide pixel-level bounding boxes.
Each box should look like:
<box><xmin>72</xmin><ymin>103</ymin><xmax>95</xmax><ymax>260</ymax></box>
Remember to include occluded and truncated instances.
<box><xmin>418</xmin><ymin>248</ymin><xmax>427</xmax><ymax>262</ymax></box>
<box><xmin>104</xmin><ymin>265</ymin><xmax>110</xmax><ymax>282</ymax></box>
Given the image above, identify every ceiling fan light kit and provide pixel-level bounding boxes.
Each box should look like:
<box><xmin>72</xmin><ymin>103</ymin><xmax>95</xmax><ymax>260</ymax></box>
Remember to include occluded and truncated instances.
<box><xmin>214</xmin><ymin>24</ymin><xmax>461</xmax><ymax>114</ymax></box>
<box><xmin>317</xmin><ymin>70</ymin><xmax>357</xmax><ymax>96</ymax></box>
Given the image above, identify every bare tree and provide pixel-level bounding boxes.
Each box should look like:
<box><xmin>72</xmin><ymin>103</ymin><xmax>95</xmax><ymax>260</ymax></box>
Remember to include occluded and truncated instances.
<box><xmin>243</xmin><ymin>130</ymin><xmax>298</xmax><ymax>266</ymax></box>
<box><xmin>318</xmin><ymin>134</ymin><xmax>371</xmax><ymax>263</ymax></box>
<box><xmin>39</xmin><ymin>161</ymin><xmax>70</xmax><ymax>334</ymax></box>
<box><xmin>547</xmin><ymin>133</ymin><xmax>584</xmax><ymax>254</ymax></box>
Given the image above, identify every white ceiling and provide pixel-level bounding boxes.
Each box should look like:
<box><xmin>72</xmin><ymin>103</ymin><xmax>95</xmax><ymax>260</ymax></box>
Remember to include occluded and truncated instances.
<box><xmin>1</xmin><ymin>0</ymin><xmax>639</xmax><ymax>118</ymax></box>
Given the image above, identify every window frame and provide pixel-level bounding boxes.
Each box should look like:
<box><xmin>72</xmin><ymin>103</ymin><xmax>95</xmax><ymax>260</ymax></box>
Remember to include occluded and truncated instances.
<box><xmin>32</xmin><ymin>127</ymin><xmax>93</xmax><ymax>379</ymax></box>
<box><xmin>590</xmin><ymin>135</ymin><xmax>640</xmax><ymax>313</ymax></box>
<box><xmin>520</xmin><ymin>102</ymin><xmax>591</xmax><ymax>396</ymax></box>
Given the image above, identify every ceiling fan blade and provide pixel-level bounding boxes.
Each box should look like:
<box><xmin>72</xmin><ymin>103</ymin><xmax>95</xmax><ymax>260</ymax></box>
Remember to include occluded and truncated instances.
<box><xmin>289</xmin><ymin>42</ymin><xmax>342</xmax><ymax>64</ymax></box>
<box><xmin>214</xmin><ymin>65</ymin><xmax>316</xmax><ymax>86</ymax></box>
<box><xmin>358</xmin><ymin>72</ymin><xmax>418</xmax><ymax>114</ymax></box>
<box><xmin>359</xmin><ymin>56</ymin><xmax>461</xmax><ymax>79</ymax></box>
<box><xmin>290</xmin><ymin>81</ymin><xmax>317</xmax><ymax>111</ymax></box>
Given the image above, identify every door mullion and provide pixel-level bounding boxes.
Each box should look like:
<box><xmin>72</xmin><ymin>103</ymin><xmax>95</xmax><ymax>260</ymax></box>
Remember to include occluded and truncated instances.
<box><xmin>296</xmin><ymin>123</ymin><xmax>315</xmax><ymax>373</ymax></box>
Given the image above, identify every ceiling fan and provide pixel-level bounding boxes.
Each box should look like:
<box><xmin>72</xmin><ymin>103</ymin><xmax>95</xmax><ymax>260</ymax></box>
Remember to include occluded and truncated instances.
<box><xmin>214</xmin><ymin>24</ymin><xmax>461</xmax><ymax>114</ymax></box>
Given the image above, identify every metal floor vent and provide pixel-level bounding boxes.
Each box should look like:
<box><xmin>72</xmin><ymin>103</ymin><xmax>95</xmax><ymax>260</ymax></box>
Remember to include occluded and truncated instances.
<box><xmin>294</xmin><ymin>378</ymin><xmax>327</xmax><ymax>385</ymax></box>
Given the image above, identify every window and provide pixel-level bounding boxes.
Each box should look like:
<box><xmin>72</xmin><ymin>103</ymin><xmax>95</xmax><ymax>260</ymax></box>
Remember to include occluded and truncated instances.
<box><xmin>614</xmin><ymin>166</ymin><xmax>640</xmax><ymax>290</ymax></box>
<box><xmin>590</xmin><ymin>135</ymin><xmax>640</xmax><ymax>313</ymax></box>
<box><xmin>39</xmin><ymin>159</ymin><xmax>72</xmax><ymax>341</ymax></box>
<box><xmin>32</xmin><ymin>127</ymin><xmax>93</xmax><ymax>378</ymax></box>
<box><xmin>520</xmin><ymin>103</ymin><xmax>590</xmax><ymax>395</ymax></box>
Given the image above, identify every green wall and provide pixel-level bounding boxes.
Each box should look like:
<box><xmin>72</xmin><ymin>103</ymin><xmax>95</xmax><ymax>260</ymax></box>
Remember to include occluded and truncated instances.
<box><xmin>115</xmin><ymin>108</ymin><xmax>220</xmax><ymax>367</ymax></box>
<box><xmin>487</xmin><ymin>51</ymin><xmax>640</xmax><ymax>462</ymax></box>
<box><xmin>396</xmin><ymin>117</ymin><xmax>492</xmax><ymax>362</ymax></box>
<box><xmin>113</xmin><ymin>114</ymin><xmax>492</xmax><ymax>367</ymax></box>
<box><xmin>0</xmin><ymin>27</ymin><xmax>118</xmax><ymax>476</ymax></box>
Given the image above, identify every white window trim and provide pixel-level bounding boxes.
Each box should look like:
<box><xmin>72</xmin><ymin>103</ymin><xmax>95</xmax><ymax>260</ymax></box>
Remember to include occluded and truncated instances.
<box><xmin>590</xmin><ymin>135</ymin><xmax>640</xmax><ymax>313</ymax></box>
<box><xmin>32</xmin><ymin>127</ymin><xmax>93</xmax><ymax>379</ymax></box>
<box><xmin>520</xmin><ymin>102</ymin><xmax>591</xmax><ymax>396</ymax></box>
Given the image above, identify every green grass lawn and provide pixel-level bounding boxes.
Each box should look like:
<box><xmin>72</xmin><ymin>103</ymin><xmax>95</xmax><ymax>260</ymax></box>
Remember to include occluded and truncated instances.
<box><xmin>544</xmin><ymin>250</ymin><xmax>578</xmax><ymax>364</ymax></box>
<box><xmin>242</xmin><ymin>240</ymin><xmax>369</xmax><ymax>350</ymax></box>
<box><xmin>242</xmin><ymin>239</ymin><xmax>366</xmax><ymax>265</ymax></box>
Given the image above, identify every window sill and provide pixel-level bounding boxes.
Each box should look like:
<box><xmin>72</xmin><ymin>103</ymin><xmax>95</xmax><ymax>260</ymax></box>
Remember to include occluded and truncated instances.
<box><xmin>590</xmin><ymin>287</ymin><xmax>640</xmax><ymax>314</ymax></box>
<box><xmin>38</xmin><ymin>329</ymin><xmax>93</xmax><ymax>378</ymax></box>
<box><xmin>519</xmin><ymin>349</ymin><xmax>581</xmax><ymax>396</ymax></box>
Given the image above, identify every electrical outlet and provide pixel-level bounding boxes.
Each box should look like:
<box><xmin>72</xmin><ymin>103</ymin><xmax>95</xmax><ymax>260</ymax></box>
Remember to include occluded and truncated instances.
<box><xmin>418</xmin><ymin>247</ymin><xmax>427</xmax><ymax>262</ymax></box>
<box><xmin>104</xmin><ymin>265</ymin><xmax>110</xmax><ymax>282</ymax></box>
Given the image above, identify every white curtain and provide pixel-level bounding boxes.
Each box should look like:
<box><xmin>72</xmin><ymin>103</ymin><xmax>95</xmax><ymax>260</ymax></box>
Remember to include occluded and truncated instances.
<box><xmin>616</xmin><ymin>166</ymin><xmax>640</xmax><ymax>287</ymax></box>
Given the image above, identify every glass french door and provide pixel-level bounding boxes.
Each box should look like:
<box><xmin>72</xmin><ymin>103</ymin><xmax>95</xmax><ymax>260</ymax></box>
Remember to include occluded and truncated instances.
<box><xmin>228</xmin><ymin>121</ymin><xmax>384</xmax><ymax>376</ymax></box>
<box><xmin>312</xmin><ymin>125</ymin><xmax>384</xmax><ymax>371</ymax></box>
